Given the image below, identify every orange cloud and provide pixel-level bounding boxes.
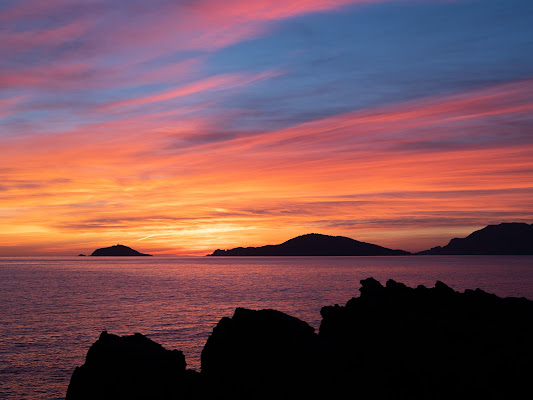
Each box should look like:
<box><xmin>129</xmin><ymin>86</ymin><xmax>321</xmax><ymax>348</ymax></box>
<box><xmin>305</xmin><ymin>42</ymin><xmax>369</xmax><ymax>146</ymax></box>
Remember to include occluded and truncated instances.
<box><xmin>1</xmin><ymin>78</ymin><xmax>532</xmax><ymax>256</ymax></box>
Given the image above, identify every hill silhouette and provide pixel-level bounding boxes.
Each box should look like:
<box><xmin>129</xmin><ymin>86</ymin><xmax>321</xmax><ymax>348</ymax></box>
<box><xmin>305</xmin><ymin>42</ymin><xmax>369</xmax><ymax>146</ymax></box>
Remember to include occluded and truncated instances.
<box><xmin>208</xmin><ymin>233</ymin><xmax>409</xmax><ymax>256</ymax></box>
<box><xmin>90</xmin><ymin>244</ymin><xmax>152</xmax><ymax>257</ymax></box>
<box><xmin>417</xmin><ymin>222</ymin><xmax>533</xmax><ymax>255</ymax></box>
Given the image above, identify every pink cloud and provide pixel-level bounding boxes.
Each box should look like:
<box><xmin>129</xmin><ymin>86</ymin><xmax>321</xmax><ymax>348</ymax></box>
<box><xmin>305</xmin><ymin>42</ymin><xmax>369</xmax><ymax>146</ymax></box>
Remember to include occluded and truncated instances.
<box><xmin>158</xmin><ymin>0</ymin><xmax>363</xmax><ymax>50</ymax></box>
<box><xmin>0</xmin><ymin>0</ymin><xmax>72</xmax><ymax>23</ymax></box>
<box><xmin>0</xmin><ymin>19</ymin><xmax>93</xmax><ymax>52</ymax></box>
<box><xmin>0</xmin><ymin>95</ymin><xmax>25</xmax><ymax>118</ymax></box>
<box><xmin>0</xmin><ymin>0</ymin><xmax>381</xmax><ymax>64</ymax></box>
<box><xmin>193</xmin><ymin>0</ymin><xmax>363</xmax><ymax>21</ymax></box>
<box><xmin>0</xmin><ymin>57</ymin><xmax>202</xmax><ymax>93</ymax></box>
<box><xmin>1</xmin><ymin>0</ymin><xmax>527</xmax><ymax>255</ymax></box>
<box><xmin>0</xmin><ymin>62</ymin><xmax>96</xmax><ymax>89</ymax></box>
<box><xmin>214</xmin><ymin>78</ymin><xmax>533</xmax><ymax>156</ymax></box>
<box><xmin>4</xmin><ymin>77</ymin><xmax>531</xmax><ymax>205</ymax></box>
<box><xmin>101</xmin><ymin>71</ymin><xmax>279</xmax><ymax>110</ymax></box>
<box><xmin>0</xmin><ymin>0</ymin><xmax>446</xmax><ymax>112</ymax></box>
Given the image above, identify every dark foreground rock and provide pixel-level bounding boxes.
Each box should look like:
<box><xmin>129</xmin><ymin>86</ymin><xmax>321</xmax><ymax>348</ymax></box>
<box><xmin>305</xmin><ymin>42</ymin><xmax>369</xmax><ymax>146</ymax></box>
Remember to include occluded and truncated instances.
<box><xmin>320</xmin><ymin>278</ymin><xmax>533</xmax><ymax>399</ymax></box>
<box><xmin>90</xmin><ymin>244</ymin><xmax>152</xmax><ymax>256</ymax></box>
<box><xmin>66</xmin><ymin>331</ymin><xmax>200</xmax><ymax>400</ymax></box>
<box><xmin>67</xmin><ymin>279</ymin><xmax>533</xmax><ymax>399</ymax></box>
<box><xmin>201</xmin><ymin>308</ymin><xmax>326</xmax><ymax>398</ymax></box>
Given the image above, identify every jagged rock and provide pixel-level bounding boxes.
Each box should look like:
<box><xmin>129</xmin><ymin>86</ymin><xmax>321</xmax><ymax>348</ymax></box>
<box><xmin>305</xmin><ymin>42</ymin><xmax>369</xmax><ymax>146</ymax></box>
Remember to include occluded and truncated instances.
<box><xmin>320</xmin><ymin>278</ymin><xmax>533</xmax><ymax>399</ymax></box>
<box><xmin>66</xmin><ymin>331</ymin><xmax>198</xmax><ymax>400</ymax></box>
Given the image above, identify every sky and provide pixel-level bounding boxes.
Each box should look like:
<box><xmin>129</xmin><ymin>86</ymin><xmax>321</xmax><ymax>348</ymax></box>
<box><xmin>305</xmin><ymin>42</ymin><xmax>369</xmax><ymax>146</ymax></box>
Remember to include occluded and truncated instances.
<box><xmin>1</xmin><ymin>0</ymin><xmax>532</xmax><ymax>256</ymax></box>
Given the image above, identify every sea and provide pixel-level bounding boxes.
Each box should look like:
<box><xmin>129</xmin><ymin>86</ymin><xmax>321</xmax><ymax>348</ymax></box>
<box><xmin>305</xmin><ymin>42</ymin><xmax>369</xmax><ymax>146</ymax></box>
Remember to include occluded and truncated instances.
<box><xmin>1</xmin><ymin>255</ymin><xmax>533</xmax><ymax>400</ymax></box>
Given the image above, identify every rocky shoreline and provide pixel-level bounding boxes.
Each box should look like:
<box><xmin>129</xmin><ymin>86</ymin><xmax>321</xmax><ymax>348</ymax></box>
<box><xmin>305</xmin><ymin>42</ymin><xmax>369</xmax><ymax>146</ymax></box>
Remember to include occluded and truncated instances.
<box><xmin>66</xmin><ymin>278</ymin><xmax>533</xmax><ymax>399</ymax></box>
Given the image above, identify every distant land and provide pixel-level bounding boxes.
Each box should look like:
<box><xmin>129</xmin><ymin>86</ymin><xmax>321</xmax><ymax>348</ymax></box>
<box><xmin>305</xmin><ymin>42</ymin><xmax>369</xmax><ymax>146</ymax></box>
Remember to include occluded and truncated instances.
<box><xmin>207</xmin><ymin>233</ymin><xmax>410</xmax><ymax>256</ymax></box>
<box><xmin>208</xmin><ymin>223</ymin><xmax>533</xmax><ymax>256</ymax></box>
<box><xmin>83</xmin><ymin>223</ymin><xmax>532</xmax><ymax>257</ymax></box>
<box><xmin>417</xmin><ymin>222</ymin><xmax>533</xmax><ymax>255</ymax></box>
<box><xmin>90</xmin><ymin>244</ymin><xmax>152</xmax><ymax>257</ymax></box>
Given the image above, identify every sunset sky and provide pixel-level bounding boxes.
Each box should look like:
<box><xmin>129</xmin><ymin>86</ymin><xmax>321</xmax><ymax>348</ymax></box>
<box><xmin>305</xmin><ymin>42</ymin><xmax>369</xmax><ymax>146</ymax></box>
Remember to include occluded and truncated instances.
<box><xmin>1</xmin><ymin>0</ymin><xmax>532</xmax><ymax>256</ymax></box>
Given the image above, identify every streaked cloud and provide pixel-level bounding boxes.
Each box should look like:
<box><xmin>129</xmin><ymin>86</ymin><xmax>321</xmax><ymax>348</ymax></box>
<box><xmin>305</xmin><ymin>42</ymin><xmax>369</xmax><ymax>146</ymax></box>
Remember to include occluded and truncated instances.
<box><xmin>1</xmin><ymin>0</ymin><xmax>532</xmax><ymax>255</ymax></box>
<box><xmin>1</xmin><ymin>75</ymin><xmax>532</xmax><ymax>255</ymax></box>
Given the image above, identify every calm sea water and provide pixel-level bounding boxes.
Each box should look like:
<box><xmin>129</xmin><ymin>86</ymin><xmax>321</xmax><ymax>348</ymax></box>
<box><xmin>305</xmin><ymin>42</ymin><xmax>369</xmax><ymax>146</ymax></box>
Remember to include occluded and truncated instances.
<box><xmin>1</xmin><ymin>256</ymin><xmax>533</xmax><ymax>400</ymax></box>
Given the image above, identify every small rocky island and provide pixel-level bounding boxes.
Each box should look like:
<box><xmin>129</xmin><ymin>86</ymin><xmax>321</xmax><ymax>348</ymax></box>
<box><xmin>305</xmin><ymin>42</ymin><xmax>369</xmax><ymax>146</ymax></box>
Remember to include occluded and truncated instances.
<box><xmin>66</xmin><ymin>278</ymin><xmax>533</xmax><ymax>399</ymax></box>
<box><xmin>208</xmin><ymin>233</ymin><xmax>410</xmax><ymax>256</ymax></box>
<box><xmin>90</xmin><ymin>244</ymin><xmax>152</xmax><ymax>257</ymax></box>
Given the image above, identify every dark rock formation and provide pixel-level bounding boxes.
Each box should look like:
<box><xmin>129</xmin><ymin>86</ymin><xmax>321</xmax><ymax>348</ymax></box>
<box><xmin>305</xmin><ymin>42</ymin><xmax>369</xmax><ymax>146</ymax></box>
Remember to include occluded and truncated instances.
<box><xmin>417</xmin><ymin>222</ymin><xmax>533</xmax><ymax>254</ymax></box>
<box><xmin>90</xmin><ymin>244</ymin><xmax>152</xmax><ymax>256</ymax></box>
<box><xmin>208</xmin><ymin>233</ymin><xmax>410</xmax><ymax>256</ymax></box>
<box><xmin>77</xmin><ymin>254</ymin><xmax>86</xmax><ymax>256</ymax></box>
<box><xmin>66</xmin><ymin>331</ymin><xmax>200</xmax><ymax>400</ymax></box>
<box><xmin>67</xmin><ymin>278</ymin><xmax>533</xmax><ymax>399</ymax></box>
<box><xmin>201</xmin><ymin>308</ymin><xmax>326</xmax><ymax>398</ymax></box>
<box><xmin>320</xmin><ymin>277</ymin><xmax>533</xmax><ymax>399</ymax></box>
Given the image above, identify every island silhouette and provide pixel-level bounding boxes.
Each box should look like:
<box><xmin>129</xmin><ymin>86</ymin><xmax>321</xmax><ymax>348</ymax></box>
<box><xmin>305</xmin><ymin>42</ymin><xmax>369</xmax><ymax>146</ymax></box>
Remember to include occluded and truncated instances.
<box><xmin>208</xmin><ymin>233</ymin><xmax>409</xmax><ymax>256</ymax></box>
<box><xmin>83</xmin><ymin>223</ymin><xmax>532</xmax><ymax>257</ymax></box>
<box><xmin>90</xmin><ymin>244</ymin><xmax>152</xmax><ymax>257</ymax></box>
<box><xmin>208</xmin><ymin>223</ymin><xmax>533</xmax><ymax>256</ymax></box>
<box><xmin>416</xmin><ymin>222</ymin><xmax>533</xmax><ymax>255</ymax></box>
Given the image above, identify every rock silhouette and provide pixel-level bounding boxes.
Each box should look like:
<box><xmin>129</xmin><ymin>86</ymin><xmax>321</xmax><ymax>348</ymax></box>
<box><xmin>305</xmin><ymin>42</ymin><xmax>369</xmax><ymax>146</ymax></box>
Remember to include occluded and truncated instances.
<box><xmin>320</xmin><ymin>277</ymin><xmax>533</xmax><ymax>399</ymax></box>
<box><xmin>67</xmin><ymin>278</ymin><xmax>533</xmax><ymax>399</ymax></box>
<box><xmin>90</xmin><ymin>244</ymin><xmax>152</xmax><ymax>256</ymax></box>
<box><xmin>66</xmin><ymin>331</ymin><xmax>199</xmax><ymax>400</ymax></box>
<box><xmin>201</xmin><ymin>308</ymin><xmax>325</xmax><ymax>399</ymax></box>
<box><xmin>417</xmin><ymin>222</ymin><xmax>533</xmax><ymax>254</ymax></box>
<box><xmin>208</xmin><ymin>233</ymin><xmax>410</xmax><ymax>256</ymax></box>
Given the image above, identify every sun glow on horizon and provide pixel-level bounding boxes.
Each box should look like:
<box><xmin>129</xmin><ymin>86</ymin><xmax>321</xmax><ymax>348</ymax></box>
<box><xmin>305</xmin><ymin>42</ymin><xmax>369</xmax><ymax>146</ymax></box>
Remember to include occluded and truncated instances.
<box><xmin>1</xmin><ymin>77</ymin><xmax>533</xmax><ymax>256</ymax></box>
<box><xmin>1</xmin><ymin>0</ymin><xmax>532</xmax><ymax>256</ymax></box>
